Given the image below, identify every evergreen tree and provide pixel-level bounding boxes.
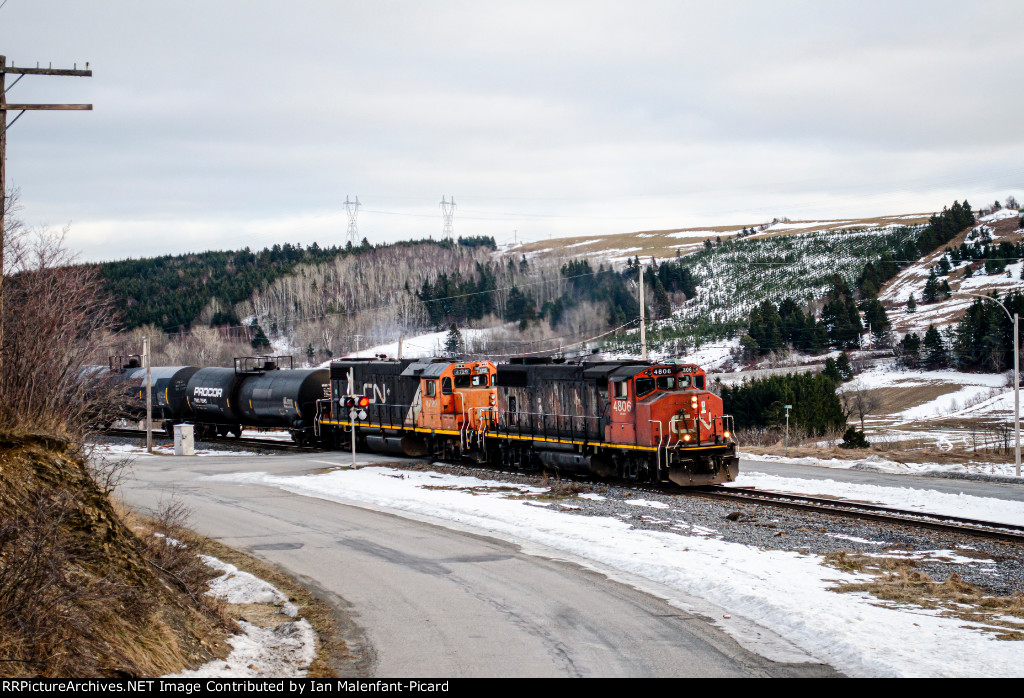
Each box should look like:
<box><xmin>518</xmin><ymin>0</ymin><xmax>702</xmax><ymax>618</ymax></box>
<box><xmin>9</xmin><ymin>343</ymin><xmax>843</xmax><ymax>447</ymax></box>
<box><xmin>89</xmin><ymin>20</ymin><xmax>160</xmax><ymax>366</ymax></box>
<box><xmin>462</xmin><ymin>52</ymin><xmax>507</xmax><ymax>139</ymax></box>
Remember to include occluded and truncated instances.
<box><xmin>922</xmin><ymin>268</ymin><xmax>940</xmax><ymax>303</ymax></box>
<box><xmin>250</xmin><ymin>320</ymin><xmax>271</xmax><ymax>351</ymax></box>
<box><xmin>863</xmin><ymin>299</ymin><xmax>891</xmax><ymax>342</ymax></box>
<box><xmin>899</xmin><ymin>332</ymin><xmax>921</xmax><ymax>368</ymax></box>
<box><xmin>907</xmin><ymin>294</ymin><xmax>917</xmax><ymax>312</ymax></box>
<box><xmin>444</xmin><ymin>323</ymin><xmax>464</xmax><ymax>357</ymax></box>
<box><xmin>922</xmin><ymin>325</ymin><xmax>948</xmax><ymax>368</ymax></box>
<box><xmin>836</xmin><ymin>351</ymin><xmax>854</xmax><ymax>381</ymax></box>
<box><xmin>823</xmin><ymin>357</ymin><xmax>842</xmax><ymax>383</ymax></box>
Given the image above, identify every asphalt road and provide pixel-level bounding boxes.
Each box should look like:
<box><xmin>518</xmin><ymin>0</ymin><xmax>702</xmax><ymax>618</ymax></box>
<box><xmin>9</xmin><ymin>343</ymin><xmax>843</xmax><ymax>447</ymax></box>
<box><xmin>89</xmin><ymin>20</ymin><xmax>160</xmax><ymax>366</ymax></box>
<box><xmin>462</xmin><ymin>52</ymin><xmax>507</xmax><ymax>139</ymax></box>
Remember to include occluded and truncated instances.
<box><xmin>117</xmin><ymin>451</ymin><xmax>841</xmax><ymax>678</ymax></box>
<box><xmin>739</xmin><ymin>457</ymin><xmax>1024</xmax><ymax>503</ymax></box>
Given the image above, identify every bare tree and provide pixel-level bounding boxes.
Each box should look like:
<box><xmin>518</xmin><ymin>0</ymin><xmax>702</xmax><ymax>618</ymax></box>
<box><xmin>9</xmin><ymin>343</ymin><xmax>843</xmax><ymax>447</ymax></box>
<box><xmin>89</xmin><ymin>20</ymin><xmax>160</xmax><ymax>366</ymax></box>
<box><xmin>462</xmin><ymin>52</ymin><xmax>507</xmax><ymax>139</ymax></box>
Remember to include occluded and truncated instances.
<box><xmin>0</xmin><ymin>218</ymin><xmax>119</xmax><ymax>439</ymax></box>
<box><xmin>840</xmin><ymin>380</ymin><xmax>882</xmax><ymax>432</ymax></box>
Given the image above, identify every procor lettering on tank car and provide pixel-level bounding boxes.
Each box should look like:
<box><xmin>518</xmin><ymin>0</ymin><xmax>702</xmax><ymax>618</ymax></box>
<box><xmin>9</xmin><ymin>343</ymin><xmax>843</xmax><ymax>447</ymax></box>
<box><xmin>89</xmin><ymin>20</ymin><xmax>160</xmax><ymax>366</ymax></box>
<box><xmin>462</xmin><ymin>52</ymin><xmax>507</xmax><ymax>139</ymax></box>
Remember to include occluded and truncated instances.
<box><xmin>183</xmin><ymin>358</ymin><xmax>330</xmax><ymax>444</ymax></box>
<box><xmin>318</xmin><ymin>358</ymin><xmax>498</xmax><ymax>460</ymax></box>
<box><xmin>488</xmin><ymin>358</ymin><xmax>737</xmax><ymax>486</ymax></box>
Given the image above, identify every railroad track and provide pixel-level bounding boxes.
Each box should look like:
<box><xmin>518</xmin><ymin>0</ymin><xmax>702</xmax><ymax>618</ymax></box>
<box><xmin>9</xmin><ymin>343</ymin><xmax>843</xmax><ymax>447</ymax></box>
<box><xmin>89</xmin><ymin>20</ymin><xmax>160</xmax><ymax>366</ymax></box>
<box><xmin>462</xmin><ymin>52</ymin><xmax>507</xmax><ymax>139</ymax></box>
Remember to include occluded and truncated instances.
<box><xmin>99</xmin><ymin>428</ymin><xmax>321</xmax><ymax>452</ymax></box>
<box><xmin>694</xmin><ymin>485</ymin><xmax>1024</xmax><ymax>544</ymax></box>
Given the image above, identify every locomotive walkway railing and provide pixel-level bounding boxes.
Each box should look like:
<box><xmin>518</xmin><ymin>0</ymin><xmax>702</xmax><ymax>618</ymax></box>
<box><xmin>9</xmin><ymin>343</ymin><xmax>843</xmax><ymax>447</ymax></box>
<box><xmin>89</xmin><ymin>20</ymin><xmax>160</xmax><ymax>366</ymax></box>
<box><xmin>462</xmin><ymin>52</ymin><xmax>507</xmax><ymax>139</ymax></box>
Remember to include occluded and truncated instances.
<box><xmin>494</xmin><ymin>410</ymin><xmax>602</xmax><ymax>446</ymax></box>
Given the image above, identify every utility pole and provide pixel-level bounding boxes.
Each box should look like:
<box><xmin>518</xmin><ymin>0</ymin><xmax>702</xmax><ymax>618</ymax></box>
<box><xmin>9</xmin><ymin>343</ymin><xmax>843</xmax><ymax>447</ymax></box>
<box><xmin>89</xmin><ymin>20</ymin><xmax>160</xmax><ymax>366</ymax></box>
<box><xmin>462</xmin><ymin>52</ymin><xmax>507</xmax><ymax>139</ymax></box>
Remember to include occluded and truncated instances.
<box><xmin>144</xmin><ymin>336</ymin><xmax>153</xmax><ymax>454</ymax></box>
<box><xmin>639</xmin><ymin>264</ymin><xmax>647</xmax><ymax>361</ymax></box>
<box><xmin>0</xmin><ymin>55</ymin><xmax>92</xmax><ymax>376</ymax></box>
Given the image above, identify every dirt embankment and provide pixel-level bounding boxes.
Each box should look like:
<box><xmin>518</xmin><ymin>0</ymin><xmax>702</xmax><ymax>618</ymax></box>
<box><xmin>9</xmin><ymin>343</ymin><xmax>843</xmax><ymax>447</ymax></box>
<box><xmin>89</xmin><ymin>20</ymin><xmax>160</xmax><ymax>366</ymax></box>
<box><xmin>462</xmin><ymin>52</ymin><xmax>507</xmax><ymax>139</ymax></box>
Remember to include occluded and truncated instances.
<box><xmin>0</xmin><ymin>431</ymin><xmax>234</xmax><ymax>677</ymax></box>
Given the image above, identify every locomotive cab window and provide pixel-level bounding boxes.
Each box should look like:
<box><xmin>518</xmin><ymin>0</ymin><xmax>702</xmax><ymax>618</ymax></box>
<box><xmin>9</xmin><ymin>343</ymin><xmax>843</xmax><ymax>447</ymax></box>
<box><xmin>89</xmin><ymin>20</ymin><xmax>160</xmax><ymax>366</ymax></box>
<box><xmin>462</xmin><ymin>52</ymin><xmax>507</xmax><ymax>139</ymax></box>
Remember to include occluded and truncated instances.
<box><xmin>613</xmin><ymin>380</ymin><xmax>629</xmax><ymax>399</ymax></box>
<box><xmin>471</xmin><ymin>374</ymin><xmax>489</xmax><ymax>387</ymax></box>
<box><xmin>656</xmin><ymin>376</ymin><xmax>676</xmax><ymax>390</ymax></box>
<box><xmin>426</xmin><ymin>380</ymin><xmax>436</xmax><ymax>397</ymax></box>
<box><xmin>635</xmin><ymin>377</ymin><xmax>655</xmax><ymax>398</ymax></box>
<box><xmin>441</xmin><ymin>377</ymin><xmax>453</xmax><ymax>394</ymax></box>
<box><xmin>678</xmin><ymin>375</ymin><xmax>692</xmax><ymax>389</ymax></box>
<box><xmin>454</xmin><ymin>375</ymin><xmax>471</xmax><ymax>389</ymax></box>
<box><xmin>695</xmin><ymin>375</ymin><xmax>705</xmax><ymax>389</ymax></box>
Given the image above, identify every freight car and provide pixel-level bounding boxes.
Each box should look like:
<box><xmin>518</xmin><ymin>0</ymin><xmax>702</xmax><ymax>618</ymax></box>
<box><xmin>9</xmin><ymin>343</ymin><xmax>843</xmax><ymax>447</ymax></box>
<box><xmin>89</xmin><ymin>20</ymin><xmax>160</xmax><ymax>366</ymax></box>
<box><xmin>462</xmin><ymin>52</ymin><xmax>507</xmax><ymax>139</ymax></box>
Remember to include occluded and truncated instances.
<box><xmin>89</xmin><ymin>357</ymin><xmax>199</xmax><ymax>430</ymax></box>
<box><xmin>183</xmin><ymin>357</ymin><xmax>330</xmax><ymax>444</ymax></box>
<box><xmin>100</xmin><ymin>355</ymin><xmax>330</xmax><ymax>445</ymax></box>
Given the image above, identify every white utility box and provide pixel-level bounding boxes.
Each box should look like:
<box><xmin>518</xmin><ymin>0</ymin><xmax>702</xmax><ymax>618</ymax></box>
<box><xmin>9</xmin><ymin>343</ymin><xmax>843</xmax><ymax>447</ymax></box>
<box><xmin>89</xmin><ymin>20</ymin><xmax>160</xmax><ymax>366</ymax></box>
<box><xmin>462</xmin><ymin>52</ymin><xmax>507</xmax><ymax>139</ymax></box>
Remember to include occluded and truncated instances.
<box><xmin>174</xmin><ymin>424</ymin><xmax>195</xmax><ymax>456</ymax></box>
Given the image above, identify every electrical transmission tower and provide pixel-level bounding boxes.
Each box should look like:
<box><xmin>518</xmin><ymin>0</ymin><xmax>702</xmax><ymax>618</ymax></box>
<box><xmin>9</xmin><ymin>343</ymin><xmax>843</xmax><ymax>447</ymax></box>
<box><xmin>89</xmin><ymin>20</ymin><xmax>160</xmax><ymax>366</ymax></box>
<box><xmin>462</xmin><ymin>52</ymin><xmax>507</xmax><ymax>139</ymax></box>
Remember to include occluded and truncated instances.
<box><xmin>344</xmin><ymin>195</ymin><xmax>361</xmax><ymax>246</ymax></box>
<box><xmin>1</xmin><ymin>55</ymin><xmax>92</xmax><ymax>376</ymax></box>
<box><xmin>440</xmin><ymin>195</ymin><xmax>456</xmax><ymax>240</ymax></box>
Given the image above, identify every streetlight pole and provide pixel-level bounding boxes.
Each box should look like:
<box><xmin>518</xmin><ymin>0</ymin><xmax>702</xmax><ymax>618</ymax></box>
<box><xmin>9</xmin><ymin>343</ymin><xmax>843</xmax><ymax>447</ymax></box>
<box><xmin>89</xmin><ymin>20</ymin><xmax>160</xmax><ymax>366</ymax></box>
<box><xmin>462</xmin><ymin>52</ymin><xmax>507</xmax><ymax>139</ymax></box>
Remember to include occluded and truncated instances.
<box><xmin>960</xmin><ymin>292</ymin><xmax>1020</xmax><ymax>476</ymax></box>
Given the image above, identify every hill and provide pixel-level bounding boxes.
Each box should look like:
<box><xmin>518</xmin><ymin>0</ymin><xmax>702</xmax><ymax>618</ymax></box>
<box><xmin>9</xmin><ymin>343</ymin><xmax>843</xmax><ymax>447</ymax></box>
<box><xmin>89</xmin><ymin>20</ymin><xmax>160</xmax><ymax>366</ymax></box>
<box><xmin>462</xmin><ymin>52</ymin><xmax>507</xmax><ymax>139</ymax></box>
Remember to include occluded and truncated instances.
<box><xmin>0</xmin><ymin>432</ymin><xmax>232</xmax><ymax>676</ymax></box>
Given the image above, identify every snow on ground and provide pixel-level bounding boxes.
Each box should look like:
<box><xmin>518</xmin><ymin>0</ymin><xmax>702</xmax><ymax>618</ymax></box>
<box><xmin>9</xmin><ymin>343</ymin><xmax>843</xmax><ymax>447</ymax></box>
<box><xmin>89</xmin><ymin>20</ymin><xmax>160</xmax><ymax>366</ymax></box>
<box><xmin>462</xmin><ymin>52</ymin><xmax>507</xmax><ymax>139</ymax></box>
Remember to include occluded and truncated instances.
<box><xmin>321</xmin><ymin>327</ymin><xmax>499</xmax><ymax>363</ymax></box>
<box><xmin>844</xmin><ymin>366</ymin><xmax>1009</xmax><ymax>391</ymax></box>
<box><xmin>731</xmin><ymin>469</ymin><xmax>1024</xmax><ymax>526</ymax></box>
<box><xmin>740</xmin><ymin>451</ymin><xmax>1024</xmax><ymax>481</ymax></box>
<box><xmin>980</xmin><ymin>209</ymin><xmax>1023</xmax><ymax>223</ymax></box>
<box><xmin>90</xmin><ymin>442</ymin><xmax>259</xmax><ymax>458</ymax></box>
<box><xmin>677</xmin><ymin>338</ymin><xmax>738</xmax><ymax>371</ymax></box>
<box><xmin>667</xmin><ymin>229</ymin><xmax>720</xmax><ymax>239</ymax></box>
<box><xmin>167</xmin><ymin>554</ymin><xmax>316</xmax><ymax>678</ymax></box>
<box><xmin>206</xmin><ymin>465</ymin><xmax>1024</xmax><ymax>677</ymax></box>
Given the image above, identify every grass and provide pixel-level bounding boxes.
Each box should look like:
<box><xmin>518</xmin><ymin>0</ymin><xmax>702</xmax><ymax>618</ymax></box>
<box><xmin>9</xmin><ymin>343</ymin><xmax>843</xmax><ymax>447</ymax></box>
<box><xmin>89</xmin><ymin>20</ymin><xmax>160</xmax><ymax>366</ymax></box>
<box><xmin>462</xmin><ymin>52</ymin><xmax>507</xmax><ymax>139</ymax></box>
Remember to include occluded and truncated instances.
<box><xmin>519</xmin><ymin>213</ymin><xmax>934</xmax><ymax>263</ymax></box>
<box><xmin>824</xmin><ymin>551</ymin><xmax>1024</xmax><ymax>640</ymax></box>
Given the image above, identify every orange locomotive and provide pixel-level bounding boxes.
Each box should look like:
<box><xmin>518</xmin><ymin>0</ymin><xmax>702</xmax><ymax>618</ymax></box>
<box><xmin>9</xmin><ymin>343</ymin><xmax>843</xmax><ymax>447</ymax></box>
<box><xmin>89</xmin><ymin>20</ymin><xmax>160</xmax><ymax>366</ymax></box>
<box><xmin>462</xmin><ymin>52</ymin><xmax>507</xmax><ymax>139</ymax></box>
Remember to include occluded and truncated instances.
<box><xmin>319</xmin><ymin>358</ymin><xmax>498</xmax><ymax>461</ymax></box>
<box><xmin>318</xmin><ymin>356</ymin><xmax>737</xmax><ymax>486</ymax></box>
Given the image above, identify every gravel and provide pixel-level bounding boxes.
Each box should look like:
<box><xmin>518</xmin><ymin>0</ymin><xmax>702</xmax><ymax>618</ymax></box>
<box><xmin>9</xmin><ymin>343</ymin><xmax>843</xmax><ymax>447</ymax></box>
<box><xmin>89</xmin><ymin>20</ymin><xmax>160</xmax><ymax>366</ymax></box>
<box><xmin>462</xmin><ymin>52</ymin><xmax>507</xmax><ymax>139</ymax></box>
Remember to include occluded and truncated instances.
<box><xmin>399</xmin><ymin>460</ymin><xmax>1024</xmax><ymax>597</ymax></box>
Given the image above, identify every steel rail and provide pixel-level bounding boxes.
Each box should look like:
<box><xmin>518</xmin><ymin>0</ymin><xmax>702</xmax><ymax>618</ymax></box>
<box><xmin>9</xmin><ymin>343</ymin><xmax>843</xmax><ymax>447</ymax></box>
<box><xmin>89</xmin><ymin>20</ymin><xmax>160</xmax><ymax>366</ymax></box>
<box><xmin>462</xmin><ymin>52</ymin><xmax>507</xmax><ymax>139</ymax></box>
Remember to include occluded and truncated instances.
<box><xmin>99</xmin><ymin>428</ymin><xmax>320</xmax><ymax>452</ymax></box>
<box><xmin>695</xmin><ymin>485</ymin><xmax>1024</xmax><ymax>544</ymax></box>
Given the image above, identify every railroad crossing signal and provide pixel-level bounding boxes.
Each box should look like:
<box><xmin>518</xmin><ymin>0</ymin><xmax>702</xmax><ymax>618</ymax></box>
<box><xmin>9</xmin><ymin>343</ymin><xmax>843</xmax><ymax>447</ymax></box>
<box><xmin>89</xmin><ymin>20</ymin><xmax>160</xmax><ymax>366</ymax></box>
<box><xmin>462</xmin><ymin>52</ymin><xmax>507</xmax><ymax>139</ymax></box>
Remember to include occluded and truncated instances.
<box><xmin>344</xmin><ymin>395</ymin><xmax>370</xmax><ymax>420</ymax></box>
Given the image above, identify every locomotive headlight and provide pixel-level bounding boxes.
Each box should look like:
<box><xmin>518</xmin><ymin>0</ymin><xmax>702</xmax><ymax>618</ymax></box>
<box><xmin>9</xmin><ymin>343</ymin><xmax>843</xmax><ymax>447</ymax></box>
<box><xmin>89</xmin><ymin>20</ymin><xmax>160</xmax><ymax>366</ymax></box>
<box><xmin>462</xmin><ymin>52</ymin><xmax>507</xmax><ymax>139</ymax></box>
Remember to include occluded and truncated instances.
<box><xmin>683</xmin><ymin>434</ymin><xmax>691</xmax><ymax>442</ymax></box>
<box><xmin>489</xmin><ymin>395</ymin><xmax>496</xmax><ymax>405</ymax></box>
<box><xmin>723</xmin><ymin>430</ymin><xmax>731</xmax><ymax>439</ymax></box>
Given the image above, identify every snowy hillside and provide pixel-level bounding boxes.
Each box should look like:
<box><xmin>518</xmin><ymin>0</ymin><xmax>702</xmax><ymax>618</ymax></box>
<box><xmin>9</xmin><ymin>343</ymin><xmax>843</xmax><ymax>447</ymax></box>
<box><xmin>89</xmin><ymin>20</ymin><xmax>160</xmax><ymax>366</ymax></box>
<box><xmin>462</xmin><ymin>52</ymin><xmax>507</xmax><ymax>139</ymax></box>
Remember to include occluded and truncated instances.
<box><xmin>880</xmin><ymin>209</ymin><xmax>1024</xmax><ymax>336</ymax></box>
<box><xmin>604</xmin><ymin>224</ymin><xmax>920</xmax><ymax>355</ymax></box>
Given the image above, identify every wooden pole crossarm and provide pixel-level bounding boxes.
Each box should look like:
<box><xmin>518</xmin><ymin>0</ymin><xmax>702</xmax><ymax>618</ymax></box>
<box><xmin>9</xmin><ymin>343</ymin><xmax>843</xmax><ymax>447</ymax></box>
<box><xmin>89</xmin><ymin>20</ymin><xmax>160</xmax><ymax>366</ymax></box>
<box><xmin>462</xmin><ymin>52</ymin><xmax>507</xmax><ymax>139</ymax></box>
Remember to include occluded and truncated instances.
<box><xmin>1</xmin><ymin>104</ymin><xmax>93</xmax><ymax>110</ymax></box>
<box><xmin>0</xmin><ymin>67</ymin><xmax>92</xmax><ymax>77</ymax></box>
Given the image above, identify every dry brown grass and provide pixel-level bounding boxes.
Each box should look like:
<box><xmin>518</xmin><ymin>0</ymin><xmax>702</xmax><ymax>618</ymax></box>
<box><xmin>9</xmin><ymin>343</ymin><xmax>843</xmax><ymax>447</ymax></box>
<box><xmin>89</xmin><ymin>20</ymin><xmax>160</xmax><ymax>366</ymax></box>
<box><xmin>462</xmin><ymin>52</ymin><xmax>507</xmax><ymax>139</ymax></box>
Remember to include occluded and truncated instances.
<box><xmin>824</xmin><ymin>552</ymin><xmax>1024</xmax><ymax>640</ymax></box>
<box><xmin>518</xmin><ymin>213</ymin><xmax>934</xmax><ymax>262</ymax></box>
<box><xmin>0</xmin><ymin>431</ymin><xmax>233</xmax><ymax>677</ymax></box>
<box><xmin>195</xmin><ymin>538</ymin><xmax>350</xmax><ymax>678</ymax></box>
<box><xmin>739</xmin><ymin>442</ymin><xmax>1020</xmax><ymax>466</ymax></box>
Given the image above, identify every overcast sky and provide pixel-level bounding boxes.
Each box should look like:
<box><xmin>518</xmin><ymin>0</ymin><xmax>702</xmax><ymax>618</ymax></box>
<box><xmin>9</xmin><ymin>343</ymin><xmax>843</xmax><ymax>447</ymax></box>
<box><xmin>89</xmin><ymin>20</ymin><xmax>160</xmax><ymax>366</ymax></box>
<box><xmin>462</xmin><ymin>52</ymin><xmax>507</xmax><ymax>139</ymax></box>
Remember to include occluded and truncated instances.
<box><xmin>1</xmin><ymin>0</ymin><xmax>1021</xmax><ymax>261</ymax></box>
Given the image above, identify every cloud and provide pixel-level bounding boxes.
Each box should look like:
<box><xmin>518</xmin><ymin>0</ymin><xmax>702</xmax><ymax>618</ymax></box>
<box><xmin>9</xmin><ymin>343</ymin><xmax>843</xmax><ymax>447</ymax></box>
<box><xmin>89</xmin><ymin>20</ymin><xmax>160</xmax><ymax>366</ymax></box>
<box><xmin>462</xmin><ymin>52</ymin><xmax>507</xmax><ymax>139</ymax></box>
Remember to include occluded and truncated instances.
<box><xmin>2</xmin><ymin>1</ymin><xmax>1022</xmax><ymax>261</ymax></box>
